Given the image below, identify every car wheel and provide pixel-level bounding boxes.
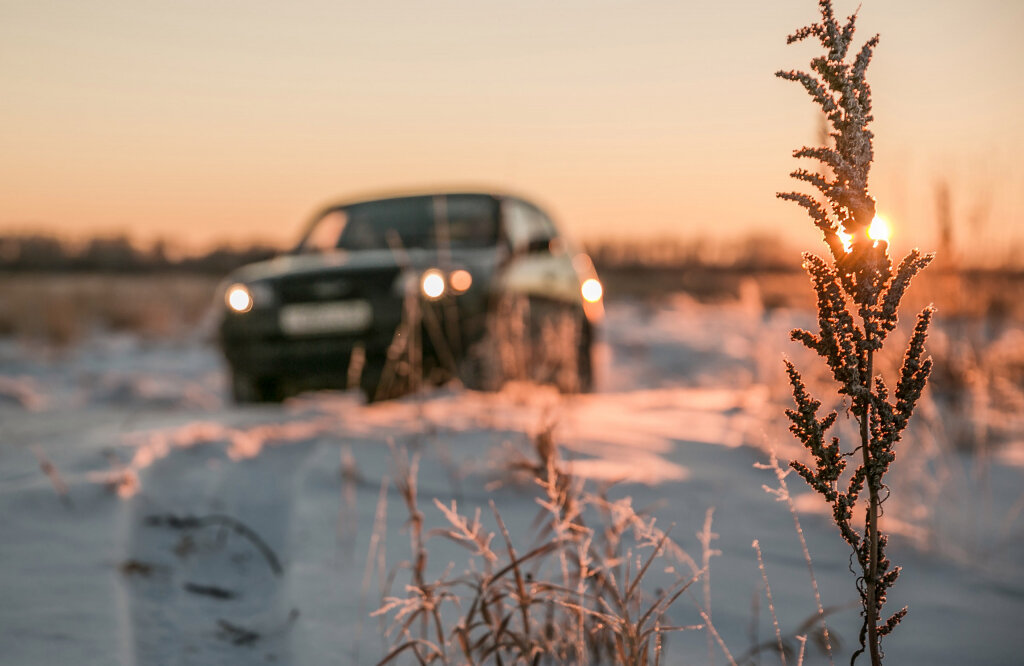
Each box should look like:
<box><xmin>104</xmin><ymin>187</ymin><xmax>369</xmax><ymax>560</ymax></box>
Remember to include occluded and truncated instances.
<box><xmin>460</xmin><ymin>294</ymin><xmax>532</xmax><ymax>392</ymax></box>
<box><xmin>458</xmin><ymin>336</ymin><xmax>504</xmax><ymax>392</ymax></box>
<box><xmin>359</xmin><ymin>362</ymin><xmax>383</xmax><ymax>403</ymax></box>
<box><xmin>570</xmin><ymin>321</ymin><xmax>595</xmax><ymax>394</ymax></box>
<box><xmin>482</xmin><ymin>295</ymin><xmax>592</xmax><ymax>393</ymax></box>
<box><xmin>359</xmin><ymin>360</ymin><xmax>409</xmax><ymax>403</ymax></box>
<box><xmin>536</xmin><ymin>301</ymin><xmax>594</xmax><ymax>395</ymax></box>
<box><xmin>546</xmin><ymin>305</ymin><xmax>593</xmax><ymax>394</ymax></box>
<box><xmin>230</xmin><ymin>370</ymin><xmax>284</xmax><ymax>404</ymax></box>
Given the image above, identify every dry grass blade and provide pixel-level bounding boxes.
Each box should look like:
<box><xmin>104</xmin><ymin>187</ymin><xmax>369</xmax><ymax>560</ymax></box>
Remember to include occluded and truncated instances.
<box><xmin>636</xmin><ymin>567</ymin><xmax>703</xmax><ymax>636</ymax></box>
<box><xmin>31</xmin><ymin>445</ymin><xmax>72</xmax><ymax>508</ymax></box>
<box><xmin>796</xmin><ymin>634</ymin><xmax>808</xmax><ymax>666</ymax></box>
<box><xmin>376</xmin><ymin>637</ymin><xmax>443</xmax><ymax>666</ymax></box>
<box><xmin>491</xmin><ymin>540</ymin><xmax>564</xmax><ymax>582</ymax></box>
<box><xmin>753</xmin><ymin>539</ymin><xmax>786</xmax><ymax>666</ymax></box>
<box><xmin>736</xmin><ymin>604</ymin><xmax>851</xmax><ymax>665</ymax></box>
<box><xmin>697</xmin><ymin>604</ymin><xmax>739</xmax><ymax>666</ymax></box>
<box><xmin>356</xmin><ymin>475</ymin><xmax>391</xmax><ymax>663</ymax></box>
<box><xmin>489</xmin><ymin>501</ymin><xmax>533</xmax><ymax>644</ymax></box>
<box><xmin>756</xmin><ymin>451</ymin><xmax>835</xmax><ymax>664</ymax></box>
<box><xmin>625</xmin><ymin>526</ymin><xmax>674</xmax><ymax>602</ymax></box>
<box><xmin>431</xmin><ymin>499</ymin><xmax>497</xmax><ymax>563</ymax></box>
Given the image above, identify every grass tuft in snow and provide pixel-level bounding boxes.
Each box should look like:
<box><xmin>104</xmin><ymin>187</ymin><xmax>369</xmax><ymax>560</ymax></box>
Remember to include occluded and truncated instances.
<box><xmin>374</xmin><ymin>426</ymin><xmax>705</xmax><ymax>665</ymax></box>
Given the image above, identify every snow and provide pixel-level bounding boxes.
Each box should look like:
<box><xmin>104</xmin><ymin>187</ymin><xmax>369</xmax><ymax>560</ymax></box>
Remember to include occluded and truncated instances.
<box><xmin>1</xmin><ymin>297</ymin><xmax>1022</xmax><ymax>664</ymax></box>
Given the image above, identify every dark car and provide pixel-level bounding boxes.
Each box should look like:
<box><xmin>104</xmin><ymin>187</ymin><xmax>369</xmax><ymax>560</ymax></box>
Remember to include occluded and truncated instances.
<box><xmin>217</xmin><ymin>191</ymin><xmax>604</xmax><ymax>403</ymax></box>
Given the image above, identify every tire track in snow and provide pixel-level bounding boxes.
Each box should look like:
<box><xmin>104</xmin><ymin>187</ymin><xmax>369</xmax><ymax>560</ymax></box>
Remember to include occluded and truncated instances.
<box><xmin>118</xmin><ymin>436</ymin><xmax>319</xmax><ymax>665</ymax></box>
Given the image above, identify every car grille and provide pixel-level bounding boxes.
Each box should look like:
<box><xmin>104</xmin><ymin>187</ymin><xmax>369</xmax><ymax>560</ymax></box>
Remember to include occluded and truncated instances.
<box><xmin>276</xmin><ymin>268</ymin><xmax>401</xmax><ymax>304</ymax></box>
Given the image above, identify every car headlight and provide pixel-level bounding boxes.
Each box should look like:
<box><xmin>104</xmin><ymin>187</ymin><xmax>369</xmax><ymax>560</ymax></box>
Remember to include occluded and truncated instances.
<box><xmin>420</xmin><ymin>268</ymin><xmax>446</xmax><ymax>300</ymax></box>
<box><xmin>449</xmin><ymin>268</ymin><xmax>472</xmax><ymax>294</ymax></box>
<box><xmin>225</xmin><ymin>284</ymin><xmax>253</xmax><ymax>313</ymax></box>
<box><xmin>393</xmin><ymin>267</ymin><xmax>471</xmax><ymax>299</ymax></box>
<box><xmin>581</xmin><ymin>278</ymin><xmax>603</xmax><ymax>303</ymax></box>
<box><xmin>225</xmin><ymin>282</ymin><xmax>274</xmax><ymax>313</ymax></box>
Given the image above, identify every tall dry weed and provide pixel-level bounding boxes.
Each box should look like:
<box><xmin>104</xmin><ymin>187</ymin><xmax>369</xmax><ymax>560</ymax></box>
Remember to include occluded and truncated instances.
<box><xmin>777</xmin><ymin>2</ymin><xmax>934</xmax><ymax>663</ymax></box>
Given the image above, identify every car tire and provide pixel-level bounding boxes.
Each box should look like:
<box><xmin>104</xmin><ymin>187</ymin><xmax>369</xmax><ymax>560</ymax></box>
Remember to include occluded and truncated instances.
<box><xmin>459</xmin><ymin>294</ymin><xmax>531</xmax><ymax>392</ymax></box>
<box><xmin>572</xmin><ymin>321</ymin><xmax>595</xmax><ymax>394</ymax></box>
<box><xmin>360</xmin><ymin>360</ymin><xmax>411</xmax><ymax>403</ymax></box>
<box><xmin>458</xmin><ymin>338</ymin><xmax>503</xmax><ymax>392</ymax></box>
<box><xmin>479</xmin><ymin>295</ymin><xmax>593</xmax><ymax>394</ymax></box>
<box><xmin>359</xmin><ymin>362</ymin><xmax>384</xmax><ymax>403</ymax></box>
<box><xmin>230</xmin><ymin>370</ymin><xmax>284</xmax><ymax>404</ymax></box>
<box><xmin>547</xmin><ymin>305</ymin><xmax>593</xmax><ymax>394</ymax></box>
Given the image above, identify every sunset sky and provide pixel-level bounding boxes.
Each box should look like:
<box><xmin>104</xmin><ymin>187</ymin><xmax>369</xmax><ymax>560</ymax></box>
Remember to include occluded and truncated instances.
<box><xmin>2</xmin><ymin>0</ymin><xmax>1022</xmax><ymax>256</ymax></box>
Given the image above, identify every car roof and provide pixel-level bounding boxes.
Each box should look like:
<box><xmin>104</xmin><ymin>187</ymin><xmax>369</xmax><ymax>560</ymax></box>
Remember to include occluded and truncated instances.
<box><xmin>311</xmin><ymin>188</ymin><xmax>556</xmax><ymax>217</ymax></box>
<box><xmin>318</xmin><ymin>189</ymin><xmax>509</xmax><ymax>210</ymax></box>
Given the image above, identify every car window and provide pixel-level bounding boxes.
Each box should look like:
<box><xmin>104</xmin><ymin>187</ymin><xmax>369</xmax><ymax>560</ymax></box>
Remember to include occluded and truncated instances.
<box><xmin>441</xmin><ymin>196</ymin><xmax>502</xmax><ymax>249</ymax></box>
<box><xmin>301</xmin><ymin>210</ymin><xmax>348</xmax><ymax>253</ymax></box>
<box><xmin>503</xmin><ymin>200</ymin><xmax>558</xmax><ymax>251</ymax></box>
<box><xmin>297</xmin><ymin>195</ymin><xmax>500</xmax><ymax>253</ymax></box>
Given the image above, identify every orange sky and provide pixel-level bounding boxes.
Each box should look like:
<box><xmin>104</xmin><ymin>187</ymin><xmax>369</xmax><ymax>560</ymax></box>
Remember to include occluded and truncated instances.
<box><xmin>2</xmin><ymin>1</ymin><xmax>1022</xmax><ymax>257</ymax></box>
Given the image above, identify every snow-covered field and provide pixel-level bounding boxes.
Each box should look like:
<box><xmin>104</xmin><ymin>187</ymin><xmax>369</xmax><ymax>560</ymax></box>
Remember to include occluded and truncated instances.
<box><xmin>2</xmin><ymin>295</ymin><xmax>1022</xmax><ymax>664</ymax></box>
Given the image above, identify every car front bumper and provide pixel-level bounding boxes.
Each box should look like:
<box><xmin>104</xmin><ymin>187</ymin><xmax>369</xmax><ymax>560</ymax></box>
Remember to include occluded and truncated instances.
<box><xmin>218</xmin><ymin>297</ymin><xmax>488</xmax><ymax>385</ymax></box>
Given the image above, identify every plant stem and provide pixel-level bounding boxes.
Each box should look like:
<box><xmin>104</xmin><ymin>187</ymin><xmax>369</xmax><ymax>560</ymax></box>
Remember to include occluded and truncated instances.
<box><xmin>859</xmin><ymin>345</ymin><xmax>881</xmax><ymax>666</ymax></box>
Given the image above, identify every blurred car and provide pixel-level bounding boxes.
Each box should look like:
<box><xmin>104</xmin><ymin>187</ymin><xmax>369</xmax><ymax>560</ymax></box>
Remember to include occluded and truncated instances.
<box><xmin>217</xmin><ymin>190</ymin><xmax>603</xmax><ymax>402</ymax></box>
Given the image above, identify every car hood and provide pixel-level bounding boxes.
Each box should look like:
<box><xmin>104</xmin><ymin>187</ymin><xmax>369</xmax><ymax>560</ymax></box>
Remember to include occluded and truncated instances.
<box><xmin>229</xmin><ymin>248</ymin><xmax>500</xmax><ymax>284</ymax></box>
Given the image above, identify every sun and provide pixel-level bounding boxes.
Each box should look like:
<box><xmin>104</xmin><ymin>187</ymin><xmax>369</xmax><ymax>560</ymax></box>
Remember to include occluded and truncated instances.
<box><xmin>838</xmin><ymin>229</ymin><xmax>854</xmax><ymax>253</ymax></box>
<box><xmin>868</xmin><ymin>215</ymin><xmax>891</xmax><ymax>243</ymax></box>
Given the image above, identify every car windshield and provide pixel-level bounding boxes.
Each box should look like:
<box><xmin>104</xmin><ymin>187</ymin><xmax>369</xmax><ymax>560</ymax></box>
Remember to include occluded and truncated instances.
<box><xmin>297</xmin><ymin>194</ymin><xmax>500</xmax><ymax>253</ymax></box>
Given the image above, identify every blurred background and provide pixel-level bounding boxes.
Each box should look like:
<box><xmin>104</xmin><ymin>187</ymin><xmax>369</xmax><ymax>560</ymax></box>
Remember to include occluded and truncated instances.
<box><xmin>3</xmin><ymin>1</ymin><xmax>1022</xmax><ymax>252</ymax></box>
<box><xmin>2</xmin><ymin>0</ymin><xmax>1023</xmax><ymax>436</ymax></box>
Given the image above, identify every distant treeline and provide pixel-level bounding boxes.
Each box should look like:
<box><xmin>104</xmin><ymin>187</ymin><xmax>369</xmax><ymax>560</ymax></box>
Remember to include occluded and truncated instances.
<box><xmin>584</xmin><ymin>234</ymin><xmax>799</xmax><ymax>272</ymax></box>
<box><xmin>5</xmin><ymin>232</ymin><xmax>1019</xmax><ymax>277</ymax></box>
<box><xmin>0</xmin><ymin>232</ymin><xmax>802</xmax><ymax>275</ymax></box>
<box><xmin>0</xmin><ymin>234</ymin><xmax>278</xmax><ymax>275</ymax></box>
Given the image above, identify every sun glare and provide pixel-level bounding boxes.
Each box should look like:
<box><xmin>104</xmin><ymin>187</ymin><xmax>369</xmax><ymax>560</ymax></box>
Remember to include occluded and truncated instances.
<box><xmin>837</xmin><ymin>216</ymin><xmax>889</xmax><ymax>253</ymax></box>
<box><xmin>838</xmin><ymin>230</ymin><xmax>853</xmax><ymax>253</ymax></box>
<box><xmin>868</xmin><ymin>215</ymin><xmax>890</xmax><ymax>243</ymax></box>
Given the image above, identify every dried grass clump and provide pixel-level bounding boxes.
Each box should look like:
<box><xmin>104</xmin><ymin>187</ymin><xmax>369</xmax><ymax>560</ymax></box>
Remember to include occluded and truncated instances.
<box><xmin>0</xmin><ymin>273</ymin><xmax>219</xmax><ymax>345</ymax></box>
<box><xmin>777</xmin><ymin>2</ymin><xmax>934</xmax><ymax>663</ymax></box>
<box><xmin>374</xmin><ymin>428</ymin><xmax>703</xmax><ymax>665</ymax></box>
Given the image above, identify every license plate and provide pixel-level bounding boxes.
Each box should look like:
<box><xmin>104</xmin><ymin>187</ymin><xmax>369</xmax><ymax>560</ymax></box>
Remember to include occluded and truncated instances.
<box><xmin>279</xmin><ymin>301</ymin><xmax>372</xmax><ymax>336</ymax></box>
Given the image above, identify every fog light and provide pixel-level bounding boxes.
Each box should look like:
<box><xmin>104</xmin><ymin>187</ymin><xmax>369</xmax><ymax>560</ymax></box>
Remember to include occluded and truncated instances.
<box><xmin>226</xmin><ymin>284</ymin><xmax>253</xmax><ymax>313</ymax></box>
<box><xmin>421</xmin><ymin>269</ymin><xmax>446</xmax><ymax>300</ymax></box>
<box><xmin>449</xmin><ymin>269</ymin><xmax>472</xmax><ymax>293</ymax></box>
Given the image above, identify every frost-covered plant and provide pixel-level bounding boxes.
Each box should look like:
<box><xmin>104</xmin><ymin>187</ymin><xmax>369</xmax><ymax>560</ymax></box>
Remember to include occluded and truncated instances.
<box><xmin>777</xmin><ymin>2</ymin><xmax>934</xmax><ymax>664</ymax></box>
<box><xmin>374</xmin><ymin>430</ymin><xmax>703</xmax><ymax>665</ymax></box>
